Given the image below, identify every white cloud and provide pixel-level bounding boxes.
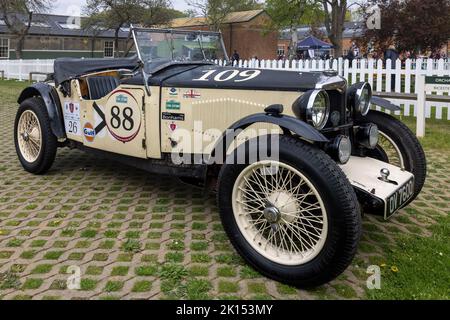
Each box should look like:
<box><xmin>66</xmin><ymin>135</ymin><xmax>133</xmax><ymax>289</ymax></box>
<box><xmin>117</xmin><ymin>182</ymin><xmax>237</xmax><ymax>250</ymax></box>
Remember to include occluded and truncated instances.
<box><xmin>53</xmin><ymin>0</ymin><xmax>86</xmax><ymax>15</ymax></box>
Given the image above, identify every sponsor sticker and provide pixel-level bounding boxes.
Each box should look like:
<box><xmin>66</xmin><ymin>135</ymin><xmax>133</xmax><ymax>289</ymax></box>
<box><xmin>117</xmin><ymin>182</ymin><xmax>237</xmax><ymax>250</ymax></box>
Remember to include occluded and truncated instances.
<box><xmin>169</xmin><ymin>88</ymin><xmax>178</xmax><ymax>96</ymax></box>
<box><xmin>63</xmin><ymin>102</ymin><xmax>81</xmax><ymax>136</ymax></box>
<box><xmin>166</xmin><ymin>100</ymin><xmax>181</xmax><ymax>111</ymax></box>
<box><xmin>169</xmin><ymin>122</ymin><xmax>178</xmax><ymax>132</ymax></box>
<box><xmin>116</xmin><ymin>94</ymin><xmax>128</xmax><ymax>104</ymax></box>
<box><xmin>162</xmin><ymin>112</ymin><xmax>185</xmax><ymax>121</ymax></box>
<box><xmin>83</xmin><ymin>122</ymin><xmax>96</xmax><ymax>142</ymax></box>
<box><xmin>183</xmin><ymin>89</ymin><xmax>201</xmax><ymax>99</ymax></box>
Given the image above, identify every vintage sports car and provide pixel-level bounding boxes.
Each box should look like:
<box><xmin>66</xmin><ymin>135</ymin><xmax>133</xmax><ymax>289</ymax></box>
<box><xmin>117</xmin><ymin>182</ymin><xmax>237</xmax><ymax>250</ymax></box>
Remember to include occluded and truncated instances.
<box><xmin>14</xmin><ymin>28</ymin><xmax>426</xmax><ymax>287</ymax></box>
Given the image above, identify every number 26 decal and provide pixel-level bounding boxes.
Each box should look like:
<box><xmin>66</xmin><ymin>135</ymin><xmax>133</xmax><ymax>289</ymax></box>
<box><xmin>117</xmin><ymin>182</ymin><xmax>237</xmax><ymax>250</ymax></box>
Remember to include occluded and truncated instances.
<box><xmin>193</xmin><ymin>69</ymin><xmax>261</xmax><ymax>82</ymax></box>
<box><xmin>67</xmin><ymin>121</ymin><xmax>78</xmax><ymax>134</ymax></box>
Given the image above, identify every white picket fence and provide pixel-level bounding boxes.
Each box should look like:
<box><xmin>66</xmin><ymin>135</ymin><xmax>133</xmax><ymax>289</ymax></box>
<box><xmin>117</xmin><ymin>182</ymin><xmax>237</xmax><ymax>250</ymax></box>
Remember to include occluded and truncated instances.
<box><xmin>223</xmin><ymin>58</ymin><xmax>450</xmax><ymax>121</ymax></box>
<box><xmin>0</xmin><ymin>59</ymin><xmax>54</xmax><ymax>81</ymax></box>
<box><xmin>1</xmin><ymin>58</ymin><xmax>449</xmax><ymax>120</ymax></box>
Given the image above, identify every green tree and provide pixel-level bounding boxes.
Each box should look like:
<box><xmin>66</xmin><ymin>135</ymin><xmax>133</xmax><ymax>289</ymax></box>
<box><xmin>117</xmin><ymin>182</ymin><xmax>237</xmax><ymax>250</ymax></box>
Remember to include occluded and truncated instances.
<box><xmin>233</xmin><ymin>0</ymin><xmax>263</xmax><ymax>11</ymax></box>
<box><xmin>267</xmin><ymin>0</ymin><xmax>353</xmax><ymax>57</ymax></box>
<box><xmin>184</xmin><ymin>9</ymin><xmax>198</xmax><ymax>18</ymax></box>
<box><xmin>84</xmin><ymin>0</ymin><xmax>173</xmax><ymax>57</ymax></box>
<box><xmin>320</xmin><ymin>0</ymin><xmax>348</xmax><ymax>57</ymax></box>
<box><xmin>0</xmin><ymin>0</ymin><xmax>52</xmax><ymax>59</ymax></box>
<box><xmin>265</xmin><ymin>0</ymin><xmax>323</xmax><ymax>58</ymax></box>
<box><xmin>160</xmin><ymin>8</ymin><xmax>189</xmax><ymax>20</ymax></box>
<box><xmin>82</xmin><ymin>12</ymin><xmax>108</xmax><ymax>58</ymax></box>
<box><xmin>362</xmin><ymin>0</ymin><xmax>450</xmax><ymax>54</ymax></box>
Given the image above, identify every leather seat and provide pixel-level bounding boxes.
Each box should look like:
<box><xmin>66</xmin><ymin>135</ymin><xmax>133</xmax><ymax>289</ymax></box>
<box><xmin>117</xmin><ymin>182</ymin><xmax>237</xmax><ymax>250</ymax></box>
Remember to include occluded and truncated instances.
<box><xmin>87</xmin><ymin>76</ymin><xmax>119</xmax><ymax>100</ymax></box>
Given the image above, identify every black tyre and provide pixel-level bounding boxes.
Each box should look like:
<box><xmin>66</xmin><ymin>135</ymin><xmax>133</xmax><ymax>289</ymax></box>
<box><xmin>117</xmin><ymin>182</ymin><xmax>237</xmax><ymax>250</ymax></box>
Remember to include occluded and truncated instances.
<box><xmin>360</xmin><ymin>111</ymin><xmax>427</xmax><ymax>205</ymax></box>
<box><xmin>217</xmin><ymin>135</ymin><xmax>362</xmax><ymax>288</ymax></box>
<box><xmin>14</xmin><ymin>97</ymin><xmax>57</xmax><ymax>174</ymax></box>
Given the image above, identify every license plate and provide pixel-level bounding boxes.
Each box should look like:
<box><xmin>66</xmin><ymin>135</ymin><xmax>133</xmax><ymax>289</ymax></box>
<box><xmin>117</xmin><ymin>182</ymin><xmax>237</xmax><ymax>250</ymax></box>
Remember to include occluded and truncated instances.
<box><xmin>385</xmin><ymin>177</ymin><xmax>415</xmax><ymax>219</ymax></box>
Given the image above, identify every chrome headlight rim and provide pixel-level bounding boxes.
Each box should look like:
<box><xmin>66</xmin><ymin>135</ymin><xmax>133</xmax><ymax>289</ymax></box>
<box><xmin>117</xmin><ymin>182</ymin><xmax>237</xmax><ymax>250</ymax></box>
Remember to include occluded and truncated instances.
<box><xmin>357</xmin><ymin>83</ymin><xmax>372</xmax><ymax>116</ymax></box>
<box><xmin>368</xmin><ymin>124</ymin><xmax>379</xmax><ymax>148</ymax></box>
<box><xmin>306</xmin><ymin>89</ymin><xmax>331</xmax><ymax>130</ymax></box>
<box><xmin>338</xmin><ymin>136</ymin><xmax>352</xmax><ymax>164</ymax></box>
<box><xmin>348</xmin><ymin>82</ymin><xmax>373</xmax><ymax>117</ymax></box>
<box><xmin>326</xmin><ymin>135</ymin><xmax>352</xmax><ymax>164</ymax></box>
<box><xmin>356</xmin><ymin>123</ymin><xmax>379</xmax><ymax>149</ymax></box>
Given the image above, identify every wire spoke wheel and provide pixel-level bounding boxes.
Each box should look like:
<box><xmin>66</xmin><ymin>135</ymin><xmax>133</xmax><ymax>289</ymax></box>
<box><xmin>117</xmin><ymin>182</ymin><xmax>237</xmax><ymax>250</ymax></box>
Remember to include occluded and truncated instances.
<box><xmin>220</xmin><ymin>136</ymin><xmax>361</xmax><ymax>286</ymax></box>
<box><xmin>378</xmin><ymin>131</ymin><xmax>405</xmax><ymax>169</ymax></box>
<box><xmin>17</xmin><ymin>110</ymin><xmax>42</xmax><ymax>163</ymax></box>
<box><xmin>232</xmin><ymin>161</ymin><xmax>328</xmax><ymax>266</ymax></box>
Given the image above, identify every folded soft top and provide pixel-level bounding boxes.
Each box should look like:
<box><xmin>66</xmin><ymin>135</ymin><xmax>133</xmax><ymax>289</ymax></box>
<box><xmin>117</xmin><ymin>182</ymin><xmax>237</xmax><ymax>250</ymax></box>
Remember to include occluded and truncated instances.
<box><xmin>53</xmin><ymin>56</ymin><xmax>139</xmax><ymax>86</ymax></box>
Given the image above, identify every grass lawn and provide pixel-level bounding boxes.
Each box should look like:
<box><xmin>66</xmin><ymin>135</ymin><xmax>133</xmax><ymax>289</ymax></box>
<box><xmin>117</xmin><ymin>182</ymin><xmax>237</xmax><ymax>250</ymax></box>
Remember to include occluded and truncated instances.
<box><xmin>398</xmin><ymin>115</ymin><xmax>450</xmax><ymax>151</ymax></box>
<box><xmin>368</xmin><ymin>114</ymin><xmax>449</xmax><ymax>299</ymax></box>
<box><xmin>367</xmin><ymin>215</ymin><xmax>449</xmax><ymax>299</ymax></box>
<box><xmin>0</xmin><ymin>80</ymin><xmax>28</xmax><ymax>105</ymax></box>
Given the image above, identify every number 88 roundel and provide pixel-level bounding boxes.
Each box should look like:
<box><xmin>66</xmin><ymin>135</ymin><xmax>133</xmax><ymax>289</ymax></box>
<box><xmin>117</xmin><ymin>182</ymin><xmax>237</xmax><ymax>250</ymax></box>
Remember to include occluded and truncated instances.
<box><xmin>105</xmin><ymin>90</ymin><xmax>142</xmax><ymax>143</ymax></box>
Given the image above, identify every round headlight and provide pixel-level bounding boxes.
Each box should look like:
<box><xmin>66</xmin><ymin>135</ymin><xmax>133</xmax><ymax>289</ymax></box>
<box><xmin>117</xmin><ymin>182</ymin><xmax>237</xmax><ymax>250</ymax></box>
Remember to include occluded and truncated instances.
<box><xmin>338</xmin><ymin>136</ymin><xmax>352</xmax><ymax>164</ymax></box>
<box><xmin>356</xmin><ymin>124</ymin><xmax>379</xmax><ymax>149</ymax></box>
<box><xmin>369</xmin><ymin>124</ymin><xmax>379</xmax><ymax>148</ymax></box>
<box><xmin>348</xmin><ymin>82</ymin><xmax>373</xmax><ymax>116</ymax></box>
<box><xmin>307</xmin><ymin>90</ymin><xmax>330</xmax><ymax>130</ymax></box>
<box><xmin>292</xmin><ymin>89</ymin><xmax>331</xmax><ymax>130</ymax></box>
<box><xmin>326</xmin><ymin>135</ymin><xmax>352</xmax><ymax>164</ymax></box>
<box><xmin>357</xmin><ymin>84</ymin><xmax>372</xmax><ymax>116</ymax></box>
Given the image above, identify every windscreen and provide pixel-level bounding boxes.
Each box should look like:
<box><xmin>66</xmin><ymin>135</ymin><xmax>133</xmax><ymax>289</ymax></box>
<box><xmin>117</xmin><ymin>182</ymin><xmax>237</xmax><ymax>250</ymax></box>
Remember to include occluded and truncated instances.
<box><xmin>134</xmin><ymin>30</ymin><xmax>228</xmax><ymax>66</ymax></box>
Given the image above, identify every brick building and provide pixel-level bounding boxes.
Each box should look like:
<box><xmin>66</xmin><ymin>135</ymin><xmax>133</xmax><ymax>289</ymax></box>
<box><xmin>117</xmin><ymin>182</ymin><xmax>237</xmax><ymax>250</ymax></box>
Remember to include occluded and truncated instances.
<box><xmin>0</xmin><ymin>13</ymin><xmax>130</xmax><ymax>59</ymax></box>
<box><xmin>169</xmin><ymin>10</ymin><xmax>278</xmax><ymax>60</ymax></box>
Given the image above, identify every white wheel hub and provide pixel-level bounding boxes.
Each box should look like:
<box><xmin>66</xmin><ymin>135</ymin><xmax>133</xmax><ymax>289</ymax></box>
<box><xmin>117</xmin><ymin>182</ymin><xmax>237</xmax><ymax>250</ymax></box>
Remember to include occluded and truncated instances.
<box><xmin>232</xmin><ymin>161</ymin><xmax>328</xmax><ymax>266</ymax></box>
<box><xmin>267</xmin><ymin>191</ymin><xmax>299</xmax><ymax>223</ymax></box>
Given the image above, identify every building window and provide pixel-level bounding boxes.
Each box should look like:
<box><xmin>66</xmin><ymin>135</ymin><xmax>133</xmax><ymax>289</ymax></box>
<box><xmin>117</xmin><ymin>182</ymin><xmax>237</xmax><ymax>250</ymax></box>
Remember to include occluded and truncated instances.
<box><xmin>0</xmin><ymin>38</ymin><xmax>9</xmax><ymax>59</ymax></box>
<box><xmin>277</xmin><ymin>46</ymin><xmax>285</xmax><ymax>57</ymax></box>
<box><xmin>58</xmin><ymin>23</ymin><xmax>81</xmax><ymax>30</ymax></box>
<box><xmin>31</xmin><ymin>22</ymin><xmax>51</xmax><ymax>28</ymax></box>
<box><xmin>104</xmin><ymin>41</ymin><xmax>114</xmax><ymax>58</ymax></box>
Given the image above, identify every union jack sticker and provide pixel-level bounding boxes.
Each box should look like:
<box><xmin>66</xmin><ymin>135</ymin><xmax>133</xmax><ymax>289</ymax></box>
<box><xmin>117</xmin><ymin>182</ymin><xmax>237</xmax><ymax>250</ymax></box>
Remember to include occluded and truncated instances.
<box><xmin>183</xmin><ymin>90</ymin><xmax>201</xmax><ymax>99</ymax></box>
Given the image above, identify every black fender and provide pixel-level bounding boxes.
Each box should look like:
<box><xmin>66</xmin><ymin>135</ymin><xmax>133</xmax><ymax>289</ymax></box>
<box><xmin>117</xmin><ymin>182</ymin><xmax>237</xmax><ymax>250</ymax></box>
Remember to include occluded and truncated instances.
<box><xmin>209</xmin><ymin>113</ymin><xmax>328</xmax><ymax>163</ymax></box>
<box><xmin>371</xmin><ymin>96</ymin><xmax>401</xmax><ymax>112</ymax></box>
<box><xmin>18</xmin><ymin>82</ymin><xmax>66</xmax><ymax>139</ymax></box>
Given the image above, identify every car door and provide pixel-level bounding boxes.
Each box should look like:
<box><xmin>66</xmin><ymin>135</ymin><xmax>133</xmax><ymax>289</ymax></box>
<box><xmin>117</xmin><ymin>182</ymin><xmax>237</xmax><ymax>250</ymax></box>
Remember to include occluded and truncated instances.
<box><xmin>81</xmin><ymin>86</ymin><xmax>147</xmax><ymax>159</ymax></box>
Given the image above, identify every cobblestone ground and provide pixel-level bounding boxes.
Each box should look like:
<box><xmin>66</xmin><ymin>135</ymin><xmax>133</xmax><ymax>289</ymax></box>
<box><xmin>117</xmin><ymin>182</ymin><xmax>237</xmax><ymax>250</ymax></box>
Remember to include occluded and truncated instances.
<box><xmin>0</xmin><ymin>100</ymin><xmax>448</xmax><ymax>300</ymax></box>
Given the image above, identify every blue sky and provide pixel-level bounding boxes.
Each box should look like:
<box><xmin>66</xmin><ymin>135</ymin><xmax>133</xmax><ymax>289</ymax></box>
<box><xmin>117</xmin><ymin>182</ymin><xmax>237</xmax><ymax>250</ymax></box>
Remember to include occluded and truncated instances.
<box><xmin>53</xmin><ymin>0</ymin><xmax>191</xmax><ymax>15</ymax></box>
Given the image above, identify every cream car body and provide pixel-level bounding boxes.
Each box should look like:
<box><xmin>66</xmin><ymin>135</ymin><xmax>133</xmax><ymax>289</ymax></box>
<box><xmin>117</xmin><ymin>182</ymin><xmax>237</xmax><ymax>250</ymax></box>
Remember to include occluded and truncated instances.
<box><xmin>15</xmin><ymin>28</ymin><xmax>426</xmax><ymax>287</ymax></box>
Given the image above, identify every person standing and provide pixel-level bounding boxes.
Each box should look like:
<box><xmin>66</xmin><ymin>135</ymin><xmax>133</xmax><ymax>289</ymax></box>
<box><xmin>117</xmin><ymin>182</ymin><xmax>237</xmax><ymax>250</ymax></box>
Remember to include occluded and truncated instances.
<box><xmin>346</xmin><ymin>49</ymin><xmax>355</xmax><ymax>64</ymax></box>
<box><xmin>231</xmin><ymin>50</ymin><xmax>240</xmax><ymax>65</ymax></box>
<box><xmin>384</xmin><ymin>44</ymin><xmax>399</xmax><ymax>90</ymax></box>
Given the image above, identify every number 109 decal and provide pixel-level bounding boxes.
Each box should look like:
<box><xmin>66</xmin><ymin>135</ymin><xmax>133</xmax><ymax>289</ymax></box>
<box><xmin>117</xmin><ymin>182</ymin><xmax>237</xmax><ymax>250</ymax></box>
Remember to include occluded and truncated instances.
<box><xmin>193</xmin><ymin>69</ymin><xmax>261</xmax><ymax>82</ymax></box>
<box><xmin>105</xmin><ymin>90</ymin><xmax>142</xmax><ymax>143</ymax></box>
